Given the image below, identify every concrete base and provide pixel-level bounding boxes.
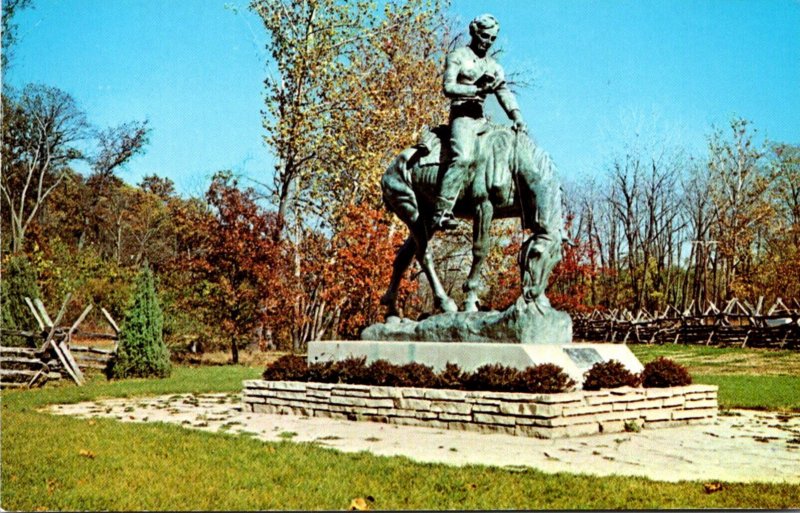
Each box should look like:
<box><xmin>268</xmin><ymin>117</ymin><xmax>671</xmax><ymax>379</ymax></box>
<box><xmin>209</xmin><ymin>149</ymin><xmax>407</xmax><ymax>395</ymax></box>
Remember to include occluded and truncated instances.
<box><xmin>308</xmin><ymin>340</ymin><xmax>643</xmax><ymax>386</ymax></box>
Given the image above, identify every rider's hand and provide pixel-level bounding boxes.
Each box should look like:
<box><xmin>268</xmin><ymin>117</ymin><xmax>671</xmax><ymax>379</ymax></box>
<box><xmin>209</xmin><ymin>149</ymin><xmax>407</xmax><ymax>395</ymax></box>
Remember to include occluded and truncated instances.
<box><xmin>476</xmin><ymin>83</ymin><xmax>494</xmax><ymax>97</ymax></box>
<box><xmin>513</xmin><ymin>119</ymin><xmax>528</xmax><ymax>133</ymax></box>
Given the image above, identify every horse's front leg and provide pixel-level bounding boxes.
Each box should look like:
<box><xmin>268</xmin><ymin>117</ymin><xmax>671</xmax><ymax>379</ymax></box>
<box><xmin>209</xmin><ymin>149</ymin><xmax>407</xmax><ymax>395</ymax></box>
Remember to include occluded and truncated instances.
<box><xmin>463</xmin><ymin>200</ymin><xmax>494</xmax><ymax>313</ymax></box>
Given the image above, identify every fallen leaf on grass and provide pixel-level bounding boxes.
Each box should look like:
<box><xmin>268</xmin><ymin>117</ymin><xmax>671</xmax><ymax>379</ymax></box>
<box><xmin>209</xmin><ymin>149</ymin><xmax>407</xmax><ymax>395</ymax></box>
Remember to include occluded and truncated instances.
<box><xmin>78</xmin><ymin>449</ymin><xmax>96</xmax><ymax>459</ymax></box>
<box><xmin>348</xmin><ymin>496</ymin><xmax>375</xmax><ymax>510</ymax></box>
<box><xmin>704</xmin><ymin>482</ymin><xmax>724</xmax><ymax>494</ymax></box>
<box><xmin>87</xmin><ymin>420</ymin><xmax>96</xmax><ymax>426</ymax></box>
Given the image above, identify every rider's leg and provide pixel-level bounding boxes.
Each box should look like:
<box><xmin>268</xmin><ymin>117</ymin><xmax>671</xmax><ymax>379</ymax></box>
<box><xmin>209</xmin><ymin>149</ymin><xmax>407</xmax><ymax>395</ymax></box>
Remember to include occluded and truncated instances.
<box><xmin>433</xmin><ymin>116</ymin><xmax>480</xmax><ymax>230</ymax></box>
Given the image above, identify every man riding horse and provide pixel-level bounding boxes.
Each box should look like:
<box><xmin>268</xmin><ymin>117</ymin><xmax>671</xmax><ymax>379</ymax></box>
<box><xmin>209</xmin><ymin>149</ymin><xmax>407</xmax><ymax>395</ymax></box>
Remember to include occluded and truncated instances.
<box><xmin>433</xmin><ymin>13</ymin><xmax>528</xmax><ymax>231</ymax></box>
<box><xmin>379</xmin><ymin>14</ymin><xmax>565</xmax><ymax>318</ymax></box>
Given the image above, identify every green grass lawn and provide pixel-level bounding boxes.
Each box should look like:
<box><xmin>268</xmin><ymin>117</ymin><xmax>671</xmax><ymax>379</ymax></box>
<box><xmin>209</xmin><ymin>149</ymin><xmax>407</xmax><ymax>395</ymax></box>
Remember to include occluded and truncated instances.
<box><xmin>2</xmin><ymin>348</ymin><xmax>800</xmax><ymax>510</ymax></box>
<box><xmin>631</xmin><ymin>344</ymin><xmax>800</xmax><ymax>411</ymax></box>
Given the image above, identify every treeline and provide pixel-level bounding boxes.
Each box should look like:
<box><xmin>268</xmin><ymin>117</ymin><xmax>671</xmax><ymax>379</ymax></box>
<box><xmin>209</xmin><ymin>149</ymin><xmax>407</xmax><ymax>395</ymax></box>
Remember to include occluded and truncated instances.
<box><xmin>1</xmin><ymin>0</ymin><xmax>452</xmax><ymax>358</ymax></box>
<box><xmin>2</xmin><ymin>0</ymin><xmax>798</xmax><ymax>359</ymax></box>
<box><xmin>562</xmin><ymin>120</ymin><xmax>799</xmax><ymax>313</ymax></box>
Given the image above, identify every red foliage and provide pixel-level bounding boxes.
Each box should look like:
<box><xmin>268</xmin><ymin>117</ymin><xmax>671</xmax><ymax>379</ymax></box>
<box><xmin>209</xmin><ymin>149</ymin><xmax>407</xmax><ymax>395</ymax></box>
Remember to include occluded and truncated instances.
<box><xmin>320</xmin><ymin>204</ymin><xmax>419</xmax><ymax>338</ymax></box>
<box><xmin>547</xmin><ymin>217</ymin><xmax>599</xmax><ymax>314</ymax></box>
<box><xmin>169</xmin><ymin>172</ymin><xmax>292</xmax><ymax>356</ymax></box>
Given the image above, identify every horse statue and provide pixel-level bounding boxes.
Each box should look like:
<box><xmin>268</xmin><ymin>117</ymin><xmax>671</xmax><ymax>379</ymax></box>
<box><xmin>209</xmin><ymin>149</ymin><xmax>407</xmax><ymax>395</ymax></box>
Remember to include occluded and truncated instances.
<box><xmin>379</xmin><ymin>123</ymin><xmax>566</xmax><ymax>318</ymax></box>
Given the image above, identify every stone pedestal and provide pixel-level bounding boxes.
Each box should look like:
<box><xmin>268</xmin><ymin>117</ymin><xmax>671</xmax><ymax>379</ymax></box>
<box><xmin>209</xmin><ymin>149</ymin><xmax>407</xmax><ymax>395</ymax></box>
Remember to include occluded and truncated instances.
<box><xmin>308</xmin><ymin>340</ymin><xmax>643</xmax><ymax>387</ymax></box>
<box><xmin>361</xmin><ymin>298</ymin><xmax>572</xmax><ymax>344</ymax></box>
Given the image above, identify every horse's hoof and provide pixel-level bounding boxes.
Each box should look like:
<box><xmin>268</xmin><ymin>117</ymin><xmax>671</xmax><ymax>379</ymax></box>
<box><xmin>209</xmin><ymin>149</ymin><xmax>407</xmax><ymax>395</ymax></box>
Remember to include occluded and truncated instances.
<box><xmin>463</xmin><ymin>301</ymin><xmax>479</xmax><ymax>313</ymax></box>
<box><xmin>438</xmin><ymin>298</ymin><xmax>458</xmax><ymax>313</ymax></box>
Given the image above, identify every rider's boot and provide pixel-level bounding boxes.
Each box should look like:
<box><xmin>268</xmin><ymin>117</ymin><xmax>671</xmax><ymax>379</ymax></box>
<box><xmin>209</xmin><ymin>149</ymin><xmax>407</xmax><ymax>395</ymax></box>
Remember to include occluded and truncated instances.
<box><xmin>433</xmin><ymin>163</ymin><xmax>469</xmax><ymax>231</ymax></box>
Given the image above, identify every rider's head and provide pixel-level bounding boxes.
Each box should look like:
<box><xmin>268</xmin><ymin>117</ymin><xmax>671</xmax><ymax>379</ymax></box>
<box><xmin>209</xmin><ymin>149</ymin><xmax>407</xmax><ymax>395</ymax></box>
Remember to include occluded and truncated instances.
<box><xmin>469</xmin><ymin>14</ymin><xmax>499</xmax><ymax>56</ymax></box>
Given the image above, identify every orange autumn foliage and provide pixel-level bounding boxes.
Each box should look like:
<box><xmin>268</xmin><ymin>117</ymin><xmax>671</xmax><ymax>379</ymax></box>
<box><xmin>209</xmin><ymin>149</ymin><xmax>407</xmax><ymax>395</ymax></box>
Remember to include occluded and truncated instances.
<box><xmin>322</xmin><ymin>204</ymin><xmax>419</xmax><ymax>338</ymax></box>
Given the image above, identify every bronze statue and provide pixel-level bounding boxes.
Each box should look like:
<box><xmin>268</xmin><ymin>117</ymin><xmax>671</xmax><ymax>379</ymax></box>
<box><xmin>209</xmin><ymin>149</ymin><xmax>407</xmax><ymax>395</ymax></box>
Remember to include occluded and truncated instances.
<box><xmin>379</xmin><ymin>14</ymin><xmax>565</xmax><ymax>320</ymax></box>
<box><xmin>433</xmin><ymin>13</ymin><xmax>527</xmax><ymax>231</ymax></box>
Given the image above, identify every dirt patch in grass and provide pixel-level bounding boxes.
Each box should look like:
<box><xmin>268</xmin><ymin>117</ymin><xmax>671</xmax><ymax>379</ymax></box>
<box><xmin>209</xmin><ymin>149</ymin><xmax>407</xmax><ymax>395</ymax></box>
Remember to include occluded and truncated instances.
<box><xmin>172</xmin><ymin>350</ymin><xmax>290</xmax><ymax>368</ymax></box>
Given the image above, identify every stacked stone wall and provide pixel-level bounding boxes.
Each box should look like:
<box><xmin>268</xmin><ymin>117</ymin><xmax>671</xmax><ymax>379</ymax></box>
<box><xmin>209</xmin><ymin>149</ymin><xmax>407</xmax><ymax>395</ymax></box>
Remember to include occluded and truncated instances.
<box><xmin>243</xmin><ymin>380</ymin><xmax>717</xmax><ymax>438</ymax></box>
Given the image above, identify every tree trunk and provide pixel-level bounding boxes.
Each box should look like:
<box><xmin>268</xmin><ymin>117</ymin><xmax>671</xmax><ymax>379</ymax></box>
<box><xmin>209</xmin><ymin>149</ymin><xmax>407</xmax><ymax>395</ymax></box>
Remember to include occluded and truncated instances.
<box><xmin>230</xmin><ymin>339</ymin><xmax>239</xmax><ymax>364</ymax></box>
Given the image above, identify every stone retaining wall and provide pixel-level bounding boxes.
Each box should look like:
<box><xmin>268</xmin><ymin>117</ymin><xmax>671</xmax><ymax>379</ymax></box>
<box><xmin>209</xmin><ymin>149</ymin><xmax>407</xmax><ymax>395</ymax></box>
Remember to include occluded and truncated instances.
<box><xmin>242</xmin><ymin>380</ymin><xmax>718</xmax><ymax>438</ymax></box>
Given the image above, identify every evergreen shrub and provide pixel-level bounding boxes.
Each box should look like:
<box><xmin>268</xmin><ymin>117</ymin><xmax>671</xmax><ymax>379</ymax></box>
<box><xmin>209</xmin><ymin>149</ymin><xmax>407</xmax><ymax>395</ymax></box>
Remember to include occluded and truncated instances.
<box><xmin>333</xmin><ymin>356</ymin><xmax>372</xmax><ymax>385</ymax></box>
<box><xmin>436</xmin><ymin>362</ymin><xmax>467</xmax><ymax>390</ymax></box>
<box><xmin>0</xmin><ymin>254</ymin><xmax>41</xmax><ymax>347</ymax></box>
<box><xmin>582</xmin><ymin>360</ymin><xmax>641</xmax><ymax>391</ymax></box>
<box><xmin>110</xmin><ymin>266</ymin><xmax>171</xmax><ymax>379</ymax></box>
<box><xmin>641</xmin><ymin>357</ymin><xmax>692</xmax><ymax>387</ymax></box>
<box><xmin>463</xmin><ymin>364</ymin><xmax>521</xmax><ymax>392</ymax></box>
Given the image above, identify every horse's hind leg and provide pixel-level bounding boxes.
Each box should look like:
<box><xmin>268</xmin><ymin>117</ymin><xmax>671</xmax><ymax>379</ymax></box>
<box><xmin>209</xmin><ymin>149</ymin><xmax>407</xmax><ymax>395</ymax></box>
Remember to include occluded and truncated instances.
<box><xmin>380</xmin><ymin>235</ymin><xmax>416</xmax><ymax>317</ymax></box>
<box><xmin>412</xmin><ymin>219</ymin><xmax>458</xmax><ymax>313</ymax></box>
<box><xmin>464</xmin><ymin>200</ymin><xmax>494</xmax><ymax>312</ymax></box>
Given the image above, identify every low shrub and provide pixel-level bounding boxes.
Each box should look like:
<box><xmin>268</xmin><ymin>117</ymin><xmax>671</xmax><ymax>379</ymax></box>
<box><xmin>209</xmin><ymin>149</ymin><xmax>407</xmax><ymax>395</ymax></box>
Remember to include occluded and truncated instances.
<box><xmin>261</xmin><ymin>356</ymin><xmax>574</xmax><ymax>394</ymax></box>
<box><xmin>401</xmin><ymin>362</ymin><xmax>439</xmax><ymax>388</ymax></box>
<box><xmin>262</xmin><ymin>355</ymin><xmax>308</xmax><ymax>381</ymax></box>
<box><xmin>463</xmin><ymin>364</ymin><xmax>521</xmax><ymax>392</ymax></box>
<box><xmin>582</xmin><ymin>360</ymin><xmax>641</xmax><ymax>391</ymax></box>
<box><xmin>436</xmin><ymin>362</ymin><xmax>466</xmax><ymax>390</ymax></box>
<box><xmin>333</xmin><ymin>356</ymin><xmax>371</xmax><ymax>385</ymax></box>
<box><xmin>516</xmin><ymin>363</ymin><xmax>576</xmax><ymax>393</ymax></box>
<box><xmin>641</xmin><ymin>357</ymin><xmax>692</xmax><ymax>388</ymax></box>
<box><xmin>367</xmin><ymin>359</ymin><xmax>406</xmax><ymax>387</ymax></box>
<box><xmin>307</xmin><ymin>361</ymin><xmax>340</xmax><ymax>383</ymax></box>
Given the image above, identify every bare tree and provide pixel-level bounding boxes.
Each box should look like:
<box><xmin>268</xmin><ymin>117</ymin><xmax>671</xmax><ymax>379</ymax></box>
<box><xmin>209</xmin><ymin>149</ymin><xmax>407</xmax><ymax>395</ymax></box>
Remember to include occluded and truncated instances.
<box><xmin>1</xmin><ymin>84</ymin><xmax>89</xmax><ymax>253</ymax></box>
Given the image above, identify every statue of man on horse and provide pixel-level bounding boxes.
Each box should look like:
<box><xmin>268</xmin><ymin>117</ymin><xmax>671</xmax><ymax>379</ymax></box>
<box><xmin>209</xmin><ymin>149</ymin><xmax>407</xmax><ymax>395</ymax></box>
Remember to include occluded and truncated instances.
<box><xmin>378</xmin><ymin>13</ymin><xmax>567</xmax><ymax>326</ymax></box>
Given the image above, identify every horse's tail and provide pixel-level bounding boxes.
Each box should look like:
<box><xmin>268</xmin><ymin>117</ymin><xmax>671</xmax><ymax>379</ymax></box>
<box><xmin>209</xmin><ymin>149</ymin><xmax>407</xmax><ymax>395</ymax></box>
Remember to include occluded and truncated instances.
<box><xmin>381</xmin><ymin>148</ymin><xmax>420</xmax><ymax>224</ymax></box>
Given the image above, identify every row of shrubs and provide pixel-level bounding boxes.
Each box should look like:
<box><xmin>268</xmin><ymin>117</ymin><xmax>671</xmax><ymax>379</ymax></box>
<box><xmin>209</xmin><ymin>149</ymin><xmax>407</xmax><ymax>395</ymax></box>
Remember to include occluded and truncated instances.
<box><xmin>262</xmin><ymin>355</ymin><xmax>691</xmax><ymax>393</ymax></box>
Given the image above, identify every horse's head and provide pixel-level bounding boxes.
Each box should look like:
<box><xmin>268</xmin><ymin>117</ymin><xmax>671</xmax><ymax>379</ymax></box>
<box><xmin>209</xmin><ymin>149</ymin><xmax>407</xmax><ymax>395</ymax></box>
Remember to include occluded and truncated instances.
<box><xmin>518</xmin><ymin>233</ymin><xmax>563</xmax><ymax>305</ymax></box>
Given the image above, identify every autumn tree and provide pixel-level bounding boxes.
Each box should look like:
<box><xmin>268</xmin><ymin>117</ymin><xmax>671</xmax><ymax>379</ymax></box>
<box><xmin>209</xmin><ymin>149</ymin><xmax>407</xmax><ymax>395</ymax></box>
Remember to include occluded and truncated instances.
<box><xmin>250</xmin><ymin>0</ymin><xmax>377</xmax><ymax>230</ymax></box>
<box><xmin>326</xmin><ymin>204</ymin><xmax>419</xmax><ymax>338</ymax></box>
<box><xmin>313</xmin><ymin>0</ymin><xmax>451</xmax><ymax>217</ymax></box>
<box><xmin>251</xmin><ymin>0</ymin><xmax>452</xmax><ymax>348</ymax></box>
<box><xmin>176</xmin><ymin>172</ymin><xmax>290</xmax><ymax>361</ymax></box>
<box><xmin>1</xmin><ymin>85</ymin><xmax>149</xmax><ymax>254</ymax></box>
<box><xmin>705</xmin><ymin>118</ymin><xmax>774</xmax><ymax>300</ymax></box>
<box><xmin>1</xmin><ymin>0</ymin><xmax>33</xmax><ymax>71</ymax></box>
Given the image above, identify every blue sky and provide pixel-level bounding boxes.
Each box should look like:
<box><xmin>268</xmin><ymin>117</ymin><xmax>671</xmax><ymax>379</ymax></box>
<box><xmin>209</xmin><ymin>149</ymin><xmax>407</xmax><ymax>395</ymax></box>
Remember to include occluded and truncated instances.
<box><xmin>6</xmin><ymin>0</ymin><xmax>800</xmax><ymax>196</ymax></box>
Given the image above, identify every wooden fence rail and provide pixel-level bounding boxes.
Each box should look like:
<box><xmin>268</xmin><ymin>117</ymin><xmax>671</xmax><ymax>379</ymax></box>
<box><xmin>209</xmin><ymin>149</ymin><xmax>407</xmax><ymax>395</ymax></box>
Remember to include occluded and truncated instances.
<box><xmin>0</xmin><ymin>297</ymin><xmax>119</xmax><ymax>389</ymax></box>
<box><xmin>573</xmin><ymin>297</ymin><xmax>800</xmax><ymax>350</ymax></box>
